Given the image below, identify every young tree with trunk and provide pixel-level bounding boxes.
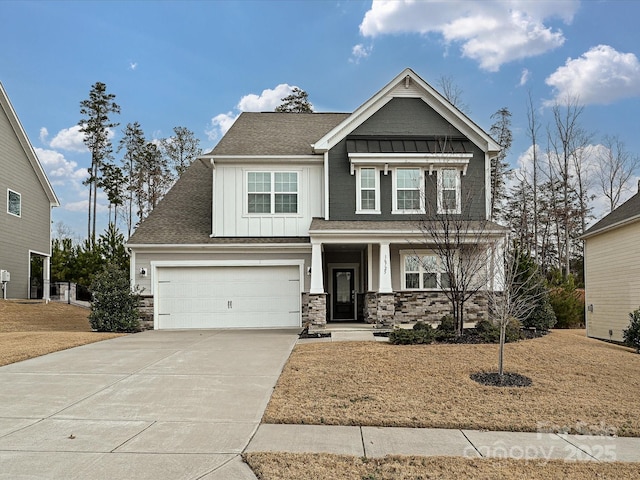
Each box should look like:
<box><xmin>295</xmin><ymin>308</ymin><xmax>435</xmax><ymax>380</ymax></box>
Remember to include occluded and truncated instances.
<box><xmin>417</xmin><ymin>187</ymin><xmax>502</xmax><ymax>336</ymax></box>
<box><xmin>525</xmin><ymin>92</ymin><xmax>541</xmax><ymax>259</ymax></box>
<box><xmin>489</xmin><ymin>244</ymin><xmax>546</xmax><ymax>379</ymax></box>
<box><xmin>78</xmin><ymin>82</ymin><xmax>120</xmax><ymax>245</ymax></box>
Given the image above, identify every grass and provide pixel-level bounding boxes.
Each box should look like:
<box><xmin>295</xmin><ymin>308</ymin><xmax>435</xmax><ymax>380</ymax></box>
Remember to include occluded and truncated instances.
<box><xmin>244</xmin><ymin>452</ymin><xmax>640</xmax><ymax>479</ymax></box>
<box><xmin>263</xmin><ymin>329</ymin><xmax>640</xmax><ymax>437</ymax></box>
<box><xmin>0</xmin><ymin>300</ymin><xmax>124</xmax><ymax>366</ymax></box>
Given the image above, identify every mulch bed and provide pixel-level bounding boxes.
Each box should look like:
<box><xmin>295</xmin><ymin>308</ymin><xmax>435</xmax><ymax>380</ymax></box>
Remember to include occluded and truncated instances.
<box><xmin>470</xmin><ymin>371</ymin><xmax>533</xmax><ymax>387</ymax></box>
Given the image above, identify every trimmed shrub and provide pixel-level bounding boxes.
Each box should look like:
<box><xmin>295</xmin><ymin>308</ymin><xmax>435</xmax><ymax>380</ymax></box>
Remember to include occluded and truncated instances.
<box><xmin>434</xmin><ymin>314</ymin><xmax>457</xmax><ymax>341</ymax></box>
<box><xmin>476</xmin><ymin>319</ymin><xmax>500</xmax><ymax>343</ymax></box>
<box><xmin>89</xmin><ymin>263</ymin><xmax>140</xmax><ymax>332</ymax></box>
<box><xmin>413</xmin><ymin>321</ymin><xmax>431</xmax><ymax>331</ymax></box>
<box><xmin>623</xmin><ymin>307</ymin><xmax>640</xmax><ymax>353</ymax></box>
<box><xmin>476</xmin><ymin>319</ymin><xmax>522</xmax><ymax>343</ymax></box>
<box><xmin>389</xmin><ymin>327</ymin><xmax>434</xmax><ymax>345</ymax></box>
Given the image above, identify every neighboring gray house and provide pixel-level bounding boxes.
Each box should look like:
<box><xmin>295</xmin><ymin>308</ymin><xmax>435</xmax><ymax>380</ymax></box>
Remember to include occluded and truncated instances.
<box><xmin>0</xmin><ymin>82</ymin><xmax>59</xmax><ymax>300</ymax></box>
<box><xmin>127</xmin><ymin>68</ymin><xmax>505</xmax><ymax>329</ymax></box>
<box><xmin>582</xmin><ymin>187</ymin><xmax>640</xmax><ymax>342</ymax></box>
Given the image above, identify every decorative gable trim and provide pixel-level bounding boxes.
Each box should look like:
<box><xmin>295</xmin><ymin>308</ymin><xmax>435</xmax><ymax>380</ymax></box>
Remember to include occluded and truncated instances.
<box><xmin>0</xmin><ymin>82</ymin><xmax>59</xmax><ymax>207</ymax></box>
<box><xmin>312</xmin><ymin>68</ymin><xmax>501</xmax><ymax>155</ymax></box>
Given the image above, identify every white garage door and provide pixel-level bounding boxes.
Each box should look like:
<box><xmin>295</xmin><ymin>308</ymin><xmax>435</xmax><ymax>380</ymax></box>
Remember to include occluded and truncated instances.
<box><xmin>156</xmin><ymin>265</ymin><xmax>301</xmax><ymax>329</ymax></box>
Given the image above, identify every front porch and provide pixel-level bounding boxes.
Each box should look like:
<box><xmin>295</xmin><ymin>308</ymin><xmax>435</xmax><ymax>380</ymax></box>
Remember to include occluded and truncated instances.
<box><xmin>303</xmin><ymin>232</ymin><xmax>494</xmax><ymax>328</ymax></box>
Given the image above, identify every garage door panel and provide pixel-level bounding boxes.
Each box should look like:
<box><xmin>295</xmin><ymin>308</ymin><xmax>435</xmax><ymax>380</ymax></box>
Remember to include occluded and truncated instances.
<box><xmin>156</xmin><ymin>265</ymin><xmax>301</xmax><ymax>329</ymax></box>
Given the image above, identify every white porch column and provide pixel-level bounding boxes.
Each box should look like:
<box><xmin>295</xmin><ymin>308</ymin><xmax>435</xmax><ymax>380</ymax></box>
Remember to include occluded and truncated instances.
<box><xmin>43</xmin><ymin>256</ymin><xmax>51</xmax><ymax>302</ymax></box>
<box><xmin>379</xmin><ymin>242</ymin><xmax>392</xmax><ymax>293</ymax></box>
<box><xmin>367</xmin><ymin>243</ymin><xmax>373</xmax><ymax>291</ymax></box>
<box><xmin>310</xmin><ymin>242</ymin><xmax>325</xmax><ymax>294</ymax></box>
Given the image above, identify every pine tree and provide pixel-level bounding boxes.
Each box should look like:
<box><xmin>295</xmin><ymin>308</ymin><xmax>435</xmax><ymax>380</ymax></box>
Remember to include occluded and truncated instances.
<box><xmin>275</xmin><ymin>87</ymin><xmax>313</xmax><ymax>113</ymax></box>
<box><xmin>78</xmin><ymin>82</ymin><xmax>120</xmax><ymax>245</ymax></box>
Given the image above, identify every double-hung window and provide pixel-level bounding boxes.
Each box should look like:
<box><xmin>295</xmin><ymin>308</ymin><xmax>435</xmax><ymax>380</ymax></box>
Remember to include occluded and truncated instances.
<box><xmin>438</xmin><ymin>168</ymin><xmax>461</xmax><ymax>214</ymax></box>
<box><xmin>393</xmin><ymin>168</ymin><xmax>423</xmax><ymax>214</ymax></box>
<box><xmin>7</xmin><ymin>189</ymin><xmax>21</xmax><ymax>217</ymax></box>
<box><xmin>356</xmin><ymin>167</ymin><xmax>380</xmax><ymax>213</ymax></box>
<box><xmin>402</xmin><ymin>251</ymin><xmax>450</xmax><ymax>290</ymax></box>
<box><xmin>247</xmin><ymin>171</ymin><xmax>298</xmax><ymax>214</ymax></box>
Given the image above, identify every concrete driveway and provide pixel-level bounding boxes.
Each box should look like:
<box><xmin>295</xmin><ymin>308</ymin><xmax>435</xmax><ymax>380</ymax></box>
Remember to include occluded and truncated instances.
<box><xmin>0</xmin><ymin>329</ymin><xmax>299</xmax><ymax>479</ymax></box>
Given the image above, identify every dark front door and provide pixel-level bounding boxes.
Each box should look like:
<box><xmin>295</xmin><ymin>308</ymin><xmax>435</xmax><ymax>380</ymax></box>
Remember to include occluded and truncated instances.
<box><xmin>332</xmin><ymin>268</ymin><xmax>355</xmax><ymax>320</ymax></box>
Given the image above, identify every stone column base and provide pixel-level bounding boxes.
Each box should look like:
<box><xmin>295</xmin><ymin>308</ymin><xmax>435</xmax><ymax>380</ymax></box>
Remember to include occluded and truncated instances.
<box><xmin>307</xmin><ymin>293</ymin><xmax>327</xmax><ymax>327</ymax></box>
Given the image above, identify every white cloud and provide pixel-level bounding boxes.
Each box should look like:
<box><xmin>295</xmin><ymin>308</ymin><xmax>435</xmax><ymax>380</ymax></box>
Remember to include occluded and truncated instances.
<box><xmin>64</xmin><ymin>200</ymin><xmax>89</xmax><ymax>213</ymax></box>
<box><xmin>35</xmin><ymin>148</ymin><xmax>87</xmax><ymax>182</ymax></box>
<box><xmin>49</xmin><ymin>125</ymin><xmax>87</xmax><ymax>152</ymax></box>
<box><xmin>545</xmin><ymin>45</ymin><xmax>640</xmax><ymax>105</ymax></box>
<box><xmin>39</xmin><ymin>127</ymin><xmax>49</xmax><ymax>143</ymax></box>
<box><xmin>207</xmin><ymin>84</ymin><xmax>298</xmax><ymax>141</ymax></box>
<box><xmin>359</xmin><ymin>0</ymin><xmax>578</xmax><ymax>71</ymax></box>
<box><xmin>206</xmin><ymin>112</ymin><xmax>238</xmax><ymax>141</ymax></box>
<box><xmin>237</xmin><ymin>84</ymin><xmax>294</xmax><ymax>111</ymax></box>
<box><xmin>350</xmin><ymin>43</ymin><xmax>373</xmax><ymax>63</ymax></box>
<box><xmin>129</xmin><ymin>62</ymin><xmax>138</xmax><ymax>70</ymax></box>
<box><xmin>519</xmin><ymin>68</ymin><xmax>530</xmax><ymax>86</ymax></box>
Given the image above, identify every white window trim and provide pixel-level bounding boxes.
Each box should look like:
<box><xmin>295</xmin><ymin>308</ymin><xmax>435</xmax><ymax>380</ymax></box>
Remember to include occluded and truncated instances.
<box><xmin>400</xmin><ymin>250</ymin><xmax>448</xmax><ymax>291</ymax></box>
<box><xmin>392</xmin><ymin>167</ymin><xmax>425</xmax><ymax>215</ymax></box>
<box><xmin>7</xmin><ymin>189</ymin><xmax>21</xmax><ymax>217</ymax></box>
<box><xmin>355</xmin><ymin>166</ymin><xmax>380</xmax><ymax>214</ymax></box>
<box><xmin>244</xmin><ymin>170</ymin><xmax>301</xmax><ymax>217</ymax></box>
<box><xmin>437</xmin><ymin>168</ymin><xmax>462</xmax><ymax>215</ymax></box>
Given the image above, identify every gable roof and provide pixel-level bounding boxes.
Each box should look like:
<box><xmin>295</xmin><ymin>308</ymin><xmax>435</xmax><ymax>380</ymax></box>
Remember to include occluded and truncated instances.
<box><xmin>208</xmin><ymin>112</ymin><xmax>350</xmax><ymax>157</ymax></box>
<box><xmin>0</xmin><ymin>82</ymin><xmax>59</xmax><ymax>207</ymax></box>
<box><xmin>312</xmin><ymin>68</ymin><xmax>501</xmax><ymax>155</ymax></box>
<box><xmin>582</xmin><ymin>190</ymin><xmax>640</xmax><ymax>239</ymax></box>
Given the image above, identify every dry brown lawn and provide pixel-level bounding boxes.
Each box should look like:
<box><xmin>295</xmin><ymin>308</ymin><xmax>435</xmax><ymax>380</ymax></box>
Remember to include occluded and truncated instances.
<box><xmin>0</xmin><ymin>300</ymin><xmax>124</xmax><ymax>366</ymax></box>
<box><xmin>264</xmin><ymin>330</ymin><xmax>640</xmax><ymax>436</ymax></box>
<box><xmin>245</xmin><ymin>452</ymin><xmax>640</xmax><ymax>480</ymax></box>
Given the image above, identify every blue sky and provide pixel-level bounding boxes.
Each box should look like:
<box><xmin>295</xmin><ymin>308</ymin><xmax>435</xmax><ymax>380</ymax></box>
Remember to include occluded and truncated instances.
<box><xmin>2</xmin><ymin>0</ymin><xmax>640</xmax><ymax>239</ymax></box>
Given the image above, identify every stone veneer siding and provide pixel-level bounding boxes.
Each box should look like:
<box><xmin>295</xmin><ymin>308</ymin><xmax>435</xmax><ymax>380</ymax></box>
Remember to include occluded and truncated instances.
<box><xmin>138</xmin><ymin>295</ymin><xmax>154</xmax><ymax>330</ymax></box>
<box><xmin>393</xmin><ymin>291</ymin><xmax>489</xmax><ymax>324</ymax></box>
<box><xmin>306</xmin><ymin>293</ymin><xmax>327</xmax><ymax>326</ymax></box>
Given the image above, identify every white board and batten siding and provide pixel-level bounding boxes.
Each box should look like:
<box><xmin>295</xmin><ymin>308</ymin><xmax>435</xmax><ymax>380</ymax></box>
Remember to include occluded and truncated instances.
<box><xmin>213</xmin><ymin>164</ymin><xmax>323</xmax><ymax>237</ymax></box>
<box><xmin>154</xmin><ymin>263</ymin><xmax>303</xmax><ymax>329</ymax></box>
<box><xmin>584</xmin><ymin>221</ymin><xmax>640</xmax><ymax>342</ymax></box>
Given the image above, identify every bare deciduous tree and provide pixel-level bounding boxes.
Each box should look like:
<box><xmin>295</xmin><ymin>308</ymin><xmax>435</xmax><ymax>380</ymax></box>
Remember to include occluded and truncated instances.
<box><xmin>595</xmin><ymin>134</ymin><xmax>640</xmax><ymax>212</ymax></box>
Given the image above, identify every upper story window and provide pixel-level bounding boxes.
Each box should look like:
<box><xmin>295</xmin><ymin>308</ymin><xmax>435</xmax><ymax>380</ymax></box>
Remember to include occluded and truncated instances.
<box><xmin>7</xmin><ymin>189</ymin><xmax>21</xmax><ymax>217</ymax></box>
<box><xmin>401</xmin><ymin>251</ymin><xmax>450</xmax><ymax>290</ymax></box>
<box><xmin>393</xmin><ymin>167</ymin><xmax>424</xmax><ymax>214</ymax></box>
<box><xmin>247</xmin><ymin>171</ymin><xmax>298</xmax><ymax>214</ymax></box>
<box><xmin>438</xmin><ymin>168</ymin><xmax>461</xmax><ymax>214</ymax></box>
<box><xmin>356</xmin><ymin>167</ymin><xmax>380</xmax><ymax>214</ymax></box>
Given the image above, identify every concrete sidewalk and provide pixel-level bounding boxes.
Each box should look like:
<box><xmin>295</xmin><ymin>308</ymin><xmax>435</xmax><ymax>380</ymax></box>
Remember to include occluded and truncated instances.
<box><xmin>247</xmin><ymin>424</ymin><xmax>640</xmax><ymax>463</ymax></box>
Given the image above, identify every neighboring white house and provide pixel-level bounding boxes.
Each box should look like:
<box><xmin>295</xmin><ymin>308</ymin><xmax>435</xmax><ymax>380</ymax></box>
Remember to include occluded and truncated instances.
<box><xmin>582</xmin><ymin>186</ymin><xmax>640</xmax><ymax>342</ymax></box>
<box><xmin>127</xmin><ymin>68</ymin><xmax>505</xmax><ymax>330</ymax></box>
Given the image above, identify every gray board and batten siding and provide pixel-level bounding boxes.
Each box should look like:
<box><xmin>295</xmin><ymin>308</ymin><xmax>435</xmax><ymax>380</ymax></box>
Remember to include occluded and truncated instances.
<box><xmin>327</xmin><ymin>97</ymin><xmax>487</xmax><ymax>221</ymax></box>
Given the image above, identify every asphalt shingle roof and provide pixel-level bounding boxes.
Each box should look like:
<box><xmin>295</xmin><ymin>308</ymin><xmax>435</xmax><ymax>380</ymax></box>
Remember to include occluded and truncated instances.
<box><xmin>209</xmin><ymin>112</ymin><xmax>350</xmax><ymax>156</ymax></box>
<box><xmin>583</xmin><ymin>190</ymin><xmax>640</xmax><ymax>238</ymax></box>
<box><xmin>129</xmin><ymin>112</ymin><xmax>349</xmax><ymax>245</ymax></box>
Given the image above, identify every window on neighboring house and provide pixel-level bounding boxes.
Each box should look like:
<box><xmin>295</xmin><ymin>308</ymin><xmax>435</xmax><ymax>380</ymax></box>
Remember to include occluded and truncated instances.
<box><xmin>393</xmin><ymin>168</ymin><xmax>423</xmax><ymax>213</ymax></box>
<box><xmin>438</xmin><ymin>168</ymin><xmax>461</xmax><ymax>214</ymax></box>
<box><xmin>7</xmin><ymin>189</ymin><xmax>21</xmax><ymax>217</ymax></box>
<box><xmin>356</xmin><ymin>167</ymin><xmax>380</xmax><ymax>213</ymax></box>
<box><xmin>247</xmin><ymin>171</ymin><xmax>298</xmax><ymax>214</ymax></box>
<box><xmin>402</xmin><ymin>252</ymin><xmax>450</xmax><ymax>290</ymax></box>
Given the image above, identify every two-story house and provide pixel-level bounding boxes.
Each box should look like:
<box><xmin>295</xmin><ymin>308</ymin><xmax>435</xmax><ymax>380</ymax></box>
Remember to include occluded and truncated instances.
<box><xmin>127</xmin><ymin>68</ymin><xmax>506</xmax><ymax>329</ymax></box>
<box><xmin>0</xmin><ymin>82</ymin><xmax>59</xmax><ymax>300</ymax></box>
